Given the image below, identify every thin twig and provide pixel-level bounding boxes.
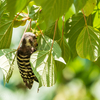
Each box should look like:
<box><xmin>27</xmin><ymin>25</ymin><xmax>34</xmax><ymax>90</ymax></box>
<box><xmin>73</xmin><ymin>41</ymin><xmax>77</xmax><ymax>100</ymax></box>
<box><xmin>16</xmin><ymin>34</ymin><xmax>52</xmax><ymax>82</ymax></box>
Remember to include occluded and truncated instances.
<box><xmin>14</xmin><ymin>12</ymin><xmax>21</xmax><ymax>20</ymax></box>
<box><xmin>17</xmin><ymin>20</ymin><xmax>31</xmax><ymax>50</ymax></box>
<box><xmin>62</xmin><ymin>15</ymin><xmax>65</xmax><ymax>38</ymax></box>
<box><xmin>30</xmin><ymin>19</ymin><xmax>32</xmax><ymax>31</ymax></box>
<box><xmin>82</xmin><ymin>9</ymin><xmax>87</xmax><ymax>26</ymax></box>
<box><xmin>50</xmin><ymin>20</ymin><xmax>58</xmax><ymax>50</ymax></box>
<box><xmin>35</xmin><ymin>21</ymin><xmax>43</xmax><ymax>35</ymax></box>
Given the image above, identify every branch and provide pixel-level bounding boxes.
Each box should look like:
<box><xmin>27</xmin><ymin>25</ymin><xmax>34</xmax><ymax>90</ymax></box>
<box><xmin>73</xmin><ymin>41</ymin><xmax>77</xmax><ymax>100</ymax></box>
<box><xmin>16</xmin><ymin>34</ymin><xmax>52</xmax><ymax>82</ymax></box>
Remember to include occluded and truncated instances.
<box><xmin>30</xmin><ymin>19</ymin><xmax>32</xmax><ymax>31</ymax></box>
<box><xmin>51</xmin><ymin>20</ymin><xmax>58</xmax><ymax>50</ymax></box>
<box><xmin>17</xmin><ymin>20</ymin><xmax>31</xmax><ymax>50</ymax></box>
<box><xmin>14</xmin><ymin>12</ymin><xmax>21</xmax><ymax>20</ymax></box>
<box><xmin>82</xmin><ymin>9</ymin><xmax>87</xmax><ymax>26</ymax></box>
<box><xmin>35</xmin><ymin>21</ymin><xmax>43</xmax><ymax>35</ymax></box>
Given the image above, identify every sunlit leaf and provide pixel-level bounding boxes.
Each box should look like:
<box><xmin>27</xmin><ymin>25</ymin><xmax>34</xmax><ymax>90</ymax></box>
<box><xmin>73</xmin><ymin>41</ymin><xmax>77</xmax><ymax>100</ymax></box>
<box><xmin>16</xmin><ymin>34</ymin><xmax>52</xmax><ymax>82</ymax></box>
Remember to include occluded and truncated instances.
<box><xmin>6</xmin><ymin>0</ymin><xmax>31</xmax><ymax>18</ymax></box>
<box><xmin>74</xmin><ymin>0</ymin><xmax>87</xmax><ymax>13</ymax></box>
<box><xmin>30</xmin><ymin>50</ymin><xmax>57</xmax><ymax>87</ymax></box>
<box><xmin>0</xmin><ymin>21</ymin><xmax>13</xmax><ymax>49</ymax></box>
<box><xmin>38</xmin><ymin>35</ymin><xmax>62</xmax><ymax>59</ymax></box>
<box><xmin>34</xmin><ymin>0</ymin><xmax>73</xmax><ymax>27</ymax></box>
<box><xmin>55</xmin><ymin>57</ymin><xmax>66</xmax><ymax>71</ymax></box>
<box><xmin>65</xmin><ymin>13</ymin><xmax>85</xmax><ymax>58</ymax></box>
<box><xmin>29</xmin><ymin>5</ymin><xmax>40</xmax><ymax>20</ymax></box>
<box><xmin>83</xmin><ymin>0</ymin><xmax>97</xmax><ymax>16</ymax></box>
<box><xmin>76</xmin><ymin>26</ymin><xmax>100</xmax><ymax>61</ymax></box>
<box><xmin>0</xmin><ymin>49</ymin><xmax>16</xmax><ymax>85</ymax></box>
<box><xmin>93</xmin><ymin>11</ymin><xmax>100</xmax><ymax>28</ymax></box>
<box><xmin>65</xmin><ymin>13</ymin><xmax>94</xmax><ymax>58</ymax></box>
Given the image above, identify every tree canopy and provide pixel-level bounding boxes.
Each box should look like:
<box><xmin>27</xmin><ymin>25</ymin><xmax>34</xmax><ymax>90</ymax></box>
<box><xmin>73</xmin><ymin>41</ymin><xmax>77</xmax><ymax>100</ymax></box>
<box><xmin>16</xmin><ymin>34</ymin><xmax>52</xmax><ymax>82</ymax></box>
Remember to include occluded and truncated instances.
<box><xmin>0</xmin><ymin>0</ymin><xmax>100</xmax><ymax>88</ymax></box>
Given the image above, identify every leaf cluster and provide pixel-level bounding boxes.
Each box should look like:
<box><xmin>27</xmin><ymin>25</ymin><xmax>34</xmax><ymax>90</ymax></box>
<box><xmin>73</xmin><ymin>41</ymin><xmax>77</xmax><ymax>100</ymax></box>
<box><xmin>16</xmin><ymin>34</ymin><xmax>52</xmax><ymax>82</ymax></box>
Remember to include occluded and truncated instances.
<box><xmin>0</xmin><ymin>0</ymin><xmax>100</xmax><ymax>88</ymax></box>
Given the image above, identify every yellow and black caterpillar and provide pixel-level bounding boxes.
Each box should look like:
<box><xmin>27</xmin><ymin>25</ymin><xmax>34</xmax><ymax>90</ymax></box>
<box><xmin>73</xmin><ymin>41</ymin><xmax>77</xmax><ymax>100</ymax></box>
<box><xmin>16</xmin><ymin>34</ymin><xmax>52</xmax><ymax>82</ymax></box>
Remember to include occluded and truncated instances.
<box><xmin>17</xmin><ymin>32</ymin><xmax>38</xmax><ymax>89</ymax></box>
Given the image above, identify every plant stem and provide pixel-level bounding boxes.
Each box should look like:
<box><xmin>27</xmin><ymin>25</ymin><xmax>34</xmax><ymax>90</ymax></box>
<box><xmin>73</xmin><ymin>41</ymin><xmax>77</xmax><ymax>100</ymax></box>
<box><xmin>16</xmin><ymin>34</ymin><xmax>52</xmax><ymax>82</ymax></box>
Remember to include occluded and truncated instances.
<box><xmin>30</xmin><ymin>19</ymin><xmax>32</xmax><ymax>31</ymax></box>
<box><xmin>82</xmin><ymin>9</ymin><xmax>87</xmax><ymax>26</ymax></box>
<box><xmin>35</xmin><ymin>21</ymin><xmax>43</xmax><ymax>35</ymax></box>
<box><xmin>14</xmin><ymin>12</ymin><xmax>21</xmax><ymax>20</ymax></box>
<box><xmin>17</xmin><ymin>20</ymin><xmax>31</xmax><ymax>50</ymax></box>
<box><xmin>50</xmin><ymin>20</ymin><xmax>58</xmax><ymax>50</ymax></box>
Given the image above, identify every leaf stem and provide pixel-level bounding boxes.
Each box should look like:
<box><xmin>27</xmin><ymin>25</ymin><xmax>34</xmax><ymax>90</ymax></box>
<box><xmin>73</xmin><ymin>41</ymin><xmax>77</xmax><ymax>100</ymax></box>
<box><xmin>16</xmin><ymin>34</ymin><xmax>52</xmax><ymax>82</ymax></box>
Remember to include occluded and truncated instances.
<box><xmin>17</xmin><ymin>20</ymin><xmax>31</xmax><ymax>50</ymax></box>
<box><xmin>35</xmin><ymin>21</ymin><xmax>43</xmax><ymax>35</ymax></box>
<box><xmin>14</xmin><ymin>12</ymin><xmax>21</xmax><ymax>20</ymax></box>
<box><xmin>82</xmin><ymin>9</ymin><xmax>87</xmax><ymax>26</ymax></box>
<box><xmin>30</xmin><ymin>19</ymin><xmax>32</xmax><ymax>31</ymax></box>
<box><xmin>50</xmin><ymin>20</ymin><xmax>58</xmax><ymax>50</ymax></box>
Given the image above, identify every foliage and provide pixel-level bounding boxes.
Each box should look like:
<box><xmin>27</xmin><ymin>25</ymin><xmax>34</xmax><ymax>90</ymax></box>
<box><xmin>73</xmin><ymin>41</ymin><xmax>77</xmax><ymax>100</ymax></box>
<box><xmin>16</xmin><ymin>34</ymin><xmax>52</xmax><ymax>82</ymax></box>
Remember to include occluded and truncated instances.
<box><xmin>0</xmin><ymin>0</ymin><xmax>100</xmax><ymax>89</ymax></box>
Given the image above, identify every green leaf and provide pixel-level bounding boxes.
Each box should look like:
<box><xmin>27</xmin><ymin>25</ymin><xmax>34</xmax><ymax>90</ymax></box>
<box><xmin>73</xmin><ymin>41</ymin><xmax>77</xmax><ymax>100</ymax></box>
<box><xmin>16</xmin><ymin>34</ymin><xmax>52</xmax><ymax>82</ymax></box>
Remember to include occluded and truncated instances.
<box><xmin>0</xmin><ymin>0</ymin><xmax>6</xmax><ymax>20</ymax></box>
<box><xmin>34</xmin><ymin>0</ymin><xmax>73</xmax><ymax>27</ymax></box>
<box><xmin>65</xmin><ymin>13</ymin><xmax>94</xmax><ymax>58</ymax></box>
<box><xmin>13</xmin><ymin>20</ymin><xmax>26</xmax><ymax>28</ymax></box>
<box><xmin>83</xmin><ymin>0</ymin><xmax>97</xmax><ymax>16</ymax></box>
<box><xmin>0</xmin><ymin>49</ymin><xmax>16</xmax><ymax>85</ymax></box>
<box><xmin>29</xmin><ymin>5</ymin><xmax>40</xmax><ymax>20</ymax></box>
<box><xmin>58</xmin><ymin>36</ymin><xmax>71</xmax><ymax>63</ymax></box>
<box><xmin>30</xmin><ymin>50</ymin><xmax>57</xmax><ymax>87</ymax></box>
<box><xmin>44</xmin><ymin>22</ymin><xmax>61</xmax><ymax>40</ymax></box>
<box><xmin>6</xmin><ymin>0</ymin><xmax>31</xmax><ymax>18</ymax></box>
<box><xmin>65</xmin><ymin>13</ymin><xmax>85</xmax><ymax>58</ymax></box>
<box><xmin>55</xmin><ymin>57</ymin><xmax>66</xmax><ymax>72</ymax></box>
<box><xmin>38</xmin><ymin>35</ymin><xmax>62</xmax><ymax>59</ymax></box>
<box><xmin>0</xmin><ymin>21</ymin><xmax>13</xmax><ymax>49</ymax></box>
<box><xmin>74</xmin><ymin>0</ymin><xmax>87</xmax><ymax>13</ymax></box>
<box><xmin>76</xmin><ymin>26</ymin><xmax>100</xmax><ymax>61</ymax></box>
<box><xmin>93</xmin><ymin>11</ymin><xmax>100</xmax><ymax>28</ymax></box>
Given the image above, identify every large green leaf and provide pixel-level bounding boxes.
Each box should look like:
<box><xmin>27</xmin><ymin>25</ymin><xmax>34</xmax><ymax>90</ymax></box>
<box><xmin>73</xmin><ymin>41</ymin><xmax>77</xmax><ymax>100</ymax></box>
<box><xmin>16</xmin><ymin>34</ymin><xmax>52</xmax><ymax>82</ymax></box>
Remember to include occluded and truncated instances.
<box><xmin>0</xmin><ymin>49</ymin><xmax>16</xmax><ymax>85</ymax></box>
<box><xmin>34</xmin><ymin>0</ymin><xmax>73</xmax><ymax>27</ymax></box>
<box><xmin>44</xmin><ymin>22</ymin><xmax>61</xmax><ymax>40</ymax></box>
<box><xmin>30</xmin><ymin>50</ymin><xmax>57</xmax><ymax>87</ymax></box>
<box><xmin>0</xmin><ymin>0</ymin><xmax>6</xmax><ymax>20</ymax></box>
<box><xmin>65</xmin><ymin>13</ymin><xmax>94</xmax><ymax>58</ymax></box>
<box><xmin>38</xmin><ymin>35</ymin><xmax>62</xmax><ymax>59</ymax></box>
<box><xmin>0</xmin><ymin>21</ymin><xmax>13</xmax><ymax>49</ymax></box>
<box><xmin>58</xmin><ymin>36</ymin><xmax>71</xmax><ymax>63</ymax></box>
<box><xmin>6</xmin><ymin>0</ymin><xmax>31</xmax><ymax>18</ymax></box>
<box><xmin>83</xmin><ymin>0</ymin><xmax>97</xmax><ymax>16</ymax></box>
<box><xmin>74</xmin><ymin>0</ymin><xmax>87</xmax><ymax>13</ymax></box>
<box><xmin>65</xmin><ymin>13</ymin><xmax>85</xmax><ymax>58</ymax></box>
<box><xmin>76</xmin><ymin>26</ymin><xmax>100</xmax><ymax>61</ymax></box>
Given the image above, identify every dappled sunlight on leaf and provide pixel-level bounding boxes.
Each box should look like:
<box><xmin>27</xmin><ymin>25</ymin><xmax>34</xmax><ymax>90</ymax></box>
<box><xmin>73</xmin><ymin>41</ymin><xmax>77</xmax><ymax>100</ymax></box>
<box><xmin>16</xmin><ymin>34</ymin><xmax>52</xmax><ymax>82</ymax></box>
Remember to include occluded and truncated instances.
<box><xmin>0</xmin><ymin>49</ymin><xmax>16</xmax><ymax>84</ymax></box>
<box><xmin>76</xmin><ymin>26</ymin><xmax>100</xmax><ymax>61</ymax></box>
<box><xmin>38</xmin><ymin>35</ymin><xmax>62</xmax><ymax>59</ymax></box>
<box><xmin>30</xmin><ymin>50</ymin><xmax>57</xmax><ymax>87</ymax></box>
<box><xmin>65</xmin><ymin>13</ymin><xmax>85</xmax><ymax>58</ymax></box>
